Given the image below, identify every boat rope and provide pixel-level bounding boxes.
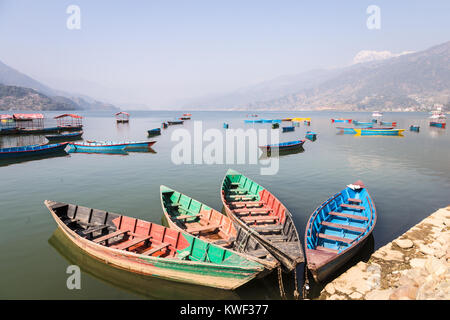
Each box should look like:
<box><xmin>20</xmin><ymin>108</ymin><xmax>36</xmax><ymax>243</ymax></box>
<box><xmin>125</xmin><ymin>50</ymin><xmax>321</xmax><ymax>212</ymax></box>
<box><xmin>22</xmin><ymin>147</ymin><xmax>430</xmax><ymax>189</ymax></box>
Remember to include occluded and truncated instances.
<box><xmin>302</xmin><ymin>265</ymin><xmax>310</xmax><ymax>299</ymax></box>
<box><xmin>293</xmin><ymin>267</ymin><xmax>300</xmax><ymax>300</ymax></box>
<box><xmin>277</xmin><ymin>267</ymin><xmax>287</xmax><ymax>300</ymax></box>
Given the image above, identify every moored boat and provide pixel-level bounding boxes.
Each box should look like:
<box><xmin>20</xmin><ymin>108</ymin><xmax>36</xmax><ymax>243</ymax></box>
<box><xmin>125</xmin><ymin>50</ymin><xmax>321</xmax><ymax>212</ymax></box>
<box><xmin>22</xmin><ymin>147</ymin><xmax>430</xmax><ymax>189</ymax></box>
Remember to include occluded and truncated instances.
<box><xmin>331</xmin><ymin>119</ymin><xmax>352</xmax><ymax>123</ymax></box>
<box><xmin>352</xmin><ymin>121</ymin><xmax>373</xmax><ymax>126</ymax></box>
<box><xmin>0</xmin><ymin>142</ymin><xmax>68</xmax><ymax>159</ymax></box>
<box><xmin>305</xmin><ymin>181</ymin><xmax>376</xmax><ymax>282</ymax></box>
<box><xmin>282</xmin><ymin>126</ymin><xmax>295</xmax><ymax>133</ymax></box>
<box><xmin>305</xmin><ymin>131</ymin><xmax>317</xmax><ymax>141</ymax></box>
<box><xmin>336</xmin><ymin>127</ymin><xmax>393</xmax><ymax>134</ymax></box>
<box><xmin>429</xmin><ymin>121</ymin><xmax>446</xmax><ymax>128</ymax></box>
<box><xmin>44</xmin><ymin>200</ymin><xmax>264</xmax><ymax>290</ymax></box>
<box><xmin>147</xmin><ymin>128</ymin><xmax>161</xmax><ymax>136</ymax></box>
<box><xmin>409</xmin><ymin>125</ymin><xmax>420</xmax><ymax>132</ymax></box>
<box><xmin>354</xmin><ymin>128</ymin><xmax>405</xmax><ymax>136</ymax></box>
<box><xmin>259</xmin><ymin>139</ymin><xmax>305</xmax><ymax>152</ymax></box>
<box><xmin>380</xmin><ymin>121</ymin><xmax>397</xmax><ymax>127</ymax></box>
<box><xmin>46</xmin><ymin>131</ymin><xmax>83</xmax><ymax>142</ymax></box>
<box><xmin>221</xmin><ymin>169</ymin><xmax>304</xmax><ymax>271</ymax></box>
<box><xmin>160</xmin><ymin>186</ymin><xmax>279</xmax><ymax>271</ymax></box>
<box><xmin>168</xmin><ymin>120</ymin><xmax>184</xmax><ymax>125</ymax></box>
<box><xmin>69</xmin><ymin>141</ymin><xmax>156</xmax><ymax>152</ymax></box>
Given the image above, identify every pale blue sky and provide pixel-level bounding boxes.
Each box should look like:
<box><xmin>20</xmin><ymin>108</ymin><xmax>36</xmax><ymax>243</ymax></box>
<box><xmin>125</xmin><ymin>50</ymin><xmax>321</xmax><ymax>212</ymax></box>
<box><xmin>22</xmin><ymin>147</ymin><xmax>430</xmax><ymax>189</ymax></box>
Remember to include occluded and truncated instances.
<box><xmin>0</xmin><ymin>0</ymin><xmax>449</xmax><ymax>107</ymax></box>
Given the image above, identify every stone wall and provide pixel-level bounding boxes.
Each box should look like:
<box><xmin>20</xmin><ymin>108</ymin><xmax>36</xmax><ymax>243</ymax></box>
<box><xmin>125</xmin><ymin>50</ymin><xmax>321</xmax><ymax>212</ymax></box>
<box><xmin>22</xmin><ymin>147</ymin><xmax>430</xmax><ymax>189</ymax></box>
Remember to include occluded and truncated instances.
<box><xmin>319</xmin><ymin>206</ymin><xmax>450</xmax><ymax>300</ymax></box>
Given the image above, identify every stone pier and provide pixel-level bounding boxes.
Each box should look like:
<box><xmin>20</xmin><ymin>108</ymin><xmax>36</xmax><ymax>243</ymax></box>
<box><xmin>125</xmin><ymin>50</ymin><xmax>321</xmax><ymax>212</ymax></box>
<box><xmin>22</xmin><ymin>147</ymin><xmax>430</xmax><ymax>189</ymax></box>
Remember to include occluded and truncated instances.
<box><xmin>319</xmin><ymin>206</ymin><xmax>450</xmax><ymax>300</ymax></box>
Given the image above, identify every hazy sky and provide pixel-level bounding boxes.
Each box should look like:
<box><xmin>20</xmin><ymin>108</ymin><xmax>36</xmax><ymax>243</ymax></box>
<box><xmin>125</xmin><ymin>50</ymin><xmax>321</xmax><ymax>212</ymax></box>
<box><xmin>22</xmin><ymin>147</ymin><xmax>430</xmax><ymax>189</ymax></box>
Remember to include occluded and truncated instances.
<box><xmin>0</xmin><ymin>0</ymin><xmax>449</xmax><ymax>108</ymax></box>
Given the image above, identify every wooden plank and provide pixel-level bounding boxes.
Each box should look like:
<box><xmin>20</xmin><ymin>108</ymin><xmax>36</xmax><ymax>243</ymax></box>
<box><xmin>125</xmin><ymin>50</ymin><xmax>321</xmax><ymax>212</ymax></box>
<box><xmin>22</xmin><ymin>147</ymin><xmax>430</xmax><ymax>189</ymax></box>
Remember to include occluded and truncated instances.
<box><xmin>316</xmin><ymin>245</ymin><xmax>339</xmax><ymax>253</ymax></box>
<box><xmin>347</xmin><ymin>198</ymin><xmax>362</xmax><ymax>203</ymax></box>
<box><xmin>228</xmin><ymin>201</ymin><xmax>264</xmax><ymax>207</ymax></box>
<box><xmin>185</xmin><ymin>223</ymin><xmax>220</xmax><ymax>234</ymax></box>
<box><xmin>81</xmin><ymin>225</ymin><xmax>109</xmax><ymax>235</ymax></box>
<box><xmin>142</xmin><ymin>243</ymin><xmax>170</xmax><ymax>256</ymax></box>
<box><xmin>175</xmin><ymin>214</ymin><xmax>202</xmax><ymax>220</ymax></box>
<box><xmin>93</xmin><ymin>230</ymin><xmax>129</xmax><ymax>243</ymax></box>
<box><xmin>340</xmin><ymin>203</ymin><xmax>365</xmax><ymax>210</ymax></box>
<box><xmin>321</xmin><ymin>221</ymin><xmax>366</xmax><ymax>233</ymax></box>
<box><xmin>233</xmin><ymin>207</ymin><xmax>272</xmax><ymax>214</ymax></box>
<box><xmin>241</xmin><ymin>215</ymin><xmax>279</xmax><ymax>222</ymax></box>
<box><xmin>114</xmin><ymin>235</ymin><xmax>153</xmax><ymax>251</ymax></box>
<box><xmin>253</xmin><ymin>225</ymin><xmax>283</xmax><ymax>232</ymax></box>
<box><xmin>318</xmin><ymin>233</ymin><xmax>353</xmax><ymax>244</ymax></box>
<box><xmin>329</xmin><ymin>211</ymin><xmax>368</xmax><ymax>221</ymax></box>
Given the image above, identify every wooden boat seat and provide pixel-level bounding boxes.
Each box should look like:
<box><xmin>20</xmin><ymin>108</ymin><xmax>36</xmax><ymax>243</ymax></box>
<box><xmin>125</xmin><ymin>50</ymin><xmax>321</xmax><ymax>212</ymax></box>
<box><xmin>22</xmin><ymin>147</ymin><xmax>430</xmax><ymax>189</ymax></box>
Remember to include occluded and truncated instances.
<box><xmin>228</xmin><ymin>201</ymin><xmax>264</xmax><ymax>207</ymax></box>
<box><xmin>347</xmin><ymin>198</ymin><xmax>362</xmax><ymax>203</ymax></box>
<box><xmin>315</xmin><ymin>246</ymin><xmax>339</xmax><ymax>253</ymax></box>
<box><xmin>233</xmin><ymin>207</ymin><xmax>272</xmax><ymax>214</ymax></box>
<box><xmin>241</xmin><ymin>215</ymin><xmax>279</xmax><ymax>222</ymax></box>
<box><xmin>230</xmin><ymin>182</ymin><xmax>241</xmax><ymax>187</ymax></box>
<box><xmin>321</xmin><ymin>221</ymin><xmax>366</xmax><ymax>233</ymax></box>
<box><xmin>185</xmin><ymin>223</ymin><xmax>220</xmax><ymax>234</ymax></box>
<box><xmin>340</xmin><ymin>203</ymin><xmax>365</xmax><ymax>210</ymax></box>
<box><xmin>266</xmin><ymin>234</ymin><xmax>288</xmax><ymax>242</ymax></box>
<box><xmin>227</xmin><ymin>195</ymin><xmax>256</xmax><ymax>201</ymax></box>
<box><xmin>93</xmin><ymin>230</ymin><xmax>130</xmax><ymax>244</ymax></box>
<box><xmin>329</xmin><ymin>211</ymin><xmax>368</xmax><ymax>221</ymax></box>
<box><xmin>318</xmin><ymin>233</ymin><xmax>353</xmax><ymax>244</ymax></box>
<box><xmin>81</xmin><ymin>225</ymin><xmax>109</xmax><ymax>236</ymax></box>
<box><xmin>113</xmin><ymin>235</ymin><xmax>153</xmax><ymax>251</ymax></box>
<box><xmin>177</xmin><ymin>251</ymin><xmax>190</xmax><ymax>260</ymax></box>
<box><xmin>175</xmin><ymin>214</ymin><xmax>202</xmax><ymax>221</ymax></box>
<box><xmin>142</xmin><ymin>243</ymin><xmax>170</xmax><ymax>256</ymax></box>
<box><xmin>254</xmin><ymin>225</ymin><xmax>283</xmax><ymax>233</ymax></box>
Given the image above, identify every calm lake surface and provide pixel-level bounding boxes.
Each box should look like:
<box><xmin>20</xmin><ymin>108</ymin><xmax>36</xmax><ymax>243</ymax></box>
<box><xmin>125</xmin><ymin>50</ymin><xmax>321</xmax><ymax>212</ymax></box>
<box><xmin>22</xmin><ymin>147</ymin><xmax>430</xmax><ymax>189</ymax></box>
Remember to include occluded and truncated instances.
<box><xmin>1</xmin><ymin>110</ymin><xmax>449</xmax><ymax>299</ymax></box>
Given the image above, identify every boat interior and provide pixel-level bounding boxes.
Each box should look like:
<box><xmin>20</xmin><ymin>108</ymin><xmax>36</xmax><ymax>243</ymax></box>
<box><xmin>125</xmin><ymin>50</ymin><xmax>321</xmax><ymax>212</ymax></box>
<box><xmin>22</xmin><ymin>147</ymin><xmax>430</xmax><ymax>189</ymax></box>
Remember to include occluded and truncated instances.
<box><xmin>306</xmin><ymin>185</ymin><xmax>375</xmax><ymax>256</ymax></box>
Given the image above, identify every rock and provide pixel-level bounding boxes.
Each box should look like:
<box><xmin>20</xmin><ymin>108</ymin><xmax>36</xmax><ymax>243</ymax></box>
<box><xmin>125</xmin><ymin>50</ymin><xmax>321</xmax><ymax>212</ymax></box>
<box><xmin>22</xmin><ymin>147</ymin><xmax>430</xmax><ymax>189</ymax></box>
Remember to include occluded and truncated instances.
<box><xmin>389</xmin><ymin>285</ymin><xmax>418</xmax><ymax>300</ymax></box>
<box><xmin>383</xmin><ymin>249</ymin><xmax>404</xmax><ymax>262</ymax></box>
<box><xmin>394</xmin><ymin>239</ymin><xmax>414</xmax><ymax>249</ymax></box>
<box><xmin>365</xmin><ymin>289</ymin><xmax>392</xmax><ymax>300</ymax></box>
<box><xmin>328</xmin><ymin>294</ymin><xmax>345</xmax><ymax>300</ymax></box>
<box><xmin>424</xmin><ymin>257</ymin><xmax>447</xmax><ymax>276</ymax></box>
<box><xmin>419</xmin><ymin>244</ymin><xmax>435</xmax><ymax>256</ymax></box>
<box><xmin>349</xmin><ymin>292</ymin><xmax>363</xmax><ymax>299</ymax></box>
<box><xmin>324</xmin><ymin>283</ymin><xmax>335</xmax><ymax>295</ymax></box>
<box><xmin>410</xmin><ymin>258</ymin><xmax>427</xmax><ymax>269</ymax></box>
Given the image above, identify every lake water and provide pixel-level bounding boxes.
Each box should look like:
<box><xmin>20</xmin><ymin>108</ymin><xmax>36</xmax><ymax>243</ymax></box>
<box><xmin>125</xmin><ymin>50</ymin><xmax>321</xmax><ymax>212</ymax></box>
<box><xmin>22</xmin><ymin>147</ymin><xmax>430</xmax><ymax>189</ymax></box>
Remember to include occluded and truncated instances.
<box><xmin>0</xmin><ymin>110</ymin><xmax>449</xmax><ymax>299</ymax></box>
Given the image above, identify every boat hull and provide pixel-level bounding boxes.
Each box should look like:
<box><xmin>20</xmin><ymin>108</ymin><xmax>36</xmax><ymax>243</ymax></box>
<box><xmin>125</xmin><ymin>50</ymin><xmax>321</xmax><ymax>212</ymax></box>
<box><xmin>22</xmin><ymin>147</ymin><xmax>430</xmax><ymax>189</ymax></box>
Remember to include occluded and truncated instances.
<box><xmin>45</xmin><ymin>201</ymin><xmax>264</xmax><ymax>290</ymax></box>
<box><xmin>259</xmin><ymin>140</ymin><xmax>305</xmax><ymax>152</ymax></box>
<box><xmin>69</xmin><ymin>141</ymin><xmax>156</xmax><ymax>152</ymax></box>
<box><xmin>282</xmin><ymin>126</ymin><xmax>295</xmax><ymax>132</ymax></box>
<box><xmin>331</xmin><ymin>119</ymin><xmax>351</xmax><ymax>123</ymax></box>
<box><xmin>430</xmin><ymin>122</ymin><xmax>446</xmax><ymax>128</ymax></box>
<box><xmin>0</xmin><ymin>142</ymin><xmax>68</xmax><ymax>159</ymax></box>
<box><xmin>46</xmin><ymin>132</ymin><xmax>83</xmax><ymax>142</ymax></box>
<box><xmin>354</xmin><ymin>129</ymin><xmax>405</xmax><ymax>136</ymax></box>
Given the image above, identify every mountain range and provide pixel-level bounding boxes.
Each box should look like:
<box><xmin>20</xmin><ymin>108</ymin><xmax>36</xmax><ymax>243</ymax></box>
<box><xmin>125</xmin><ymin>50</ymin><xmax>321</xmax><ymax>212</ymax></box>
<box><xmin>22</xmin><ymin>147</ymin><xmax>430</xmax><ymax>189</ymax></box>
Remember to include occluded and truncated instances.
<box><xmin>185</xmin><ymin>41</ymin><xmax>450</xmax><ymax>112</ymax></box>
<box><xmin>0</xmin><ymin>60</ymin><xmax>118</xmax><ymax>111</ymax></box>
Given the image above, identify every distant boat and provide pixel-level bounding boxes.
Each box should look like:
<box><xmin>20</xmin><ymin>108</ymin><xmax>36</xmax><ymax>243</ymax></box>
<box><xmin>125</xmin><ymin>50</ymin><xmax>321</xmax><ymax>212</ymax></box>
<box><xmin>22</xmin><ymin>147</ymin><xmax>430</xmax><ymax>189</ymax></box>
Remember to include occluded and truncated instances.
<box><xmin>336</xmin><ymin>127</ymin><xmax>393</xmax><ymax>134</ymax></box>
<box><xmin>352</xmin><ymin>121</ymin><xmax>373</xmax><ymax>127</ymax></box>
<box><xmin>44</xmin><ymin>200</ymin><xmax>265</xmax><ymax>290</ymax></box>
<box><xmin>167</xmin><ymin>120</ymin><xmax>184</xmax><ymax>125</ymax></box>
<box><xmin>69</xmin><ymin>141</ymin><xmax>156</xmax><ymax>152</ymax></box>
<box><xmin>179</xmin><ymin>117</ymin><xmax>191</xmax><ymax>120</ymax></box>
<box><xmin>46</xmin><ymin>131</ymin><xmax>83</xmax><ymax>142</ymax></box>
<box><xmin>409</xmin><ymin>125</ymin><xmax>420</xmax><ymax>132</ymax></box>
<box><xmin>161</xmin><ymin>122</ymin><xmax>168</xmax><ymax>129</ymax></box>
<box><xmin>372</xmin><ymin>111</ymin><xmax>383</xmax><ymax>117</ymax></box>
<box><xmin>147</xmin><ymin>128</ymin><xmax>161</xmax><ymax>136</ymax></box>
<box><xmin>354</xmin><ymin>128</ymin><xmax>405</xmax><ymax>136</ymax></box>
<box><xmin>0</xmin><ymin>142</ymin><xmax>68</xmax><ymax>159</ymax></box>
<box><xmin>380</xmin><ymin>121</ymin><xmax>397</xmax><ymax>127</ymax></box>
<box><xmin>429</xmin><ymin>122</ymin><xmax>446</xmax><ymax>128</ymax></box>
<box><xmin>221</xmin><ymin>169</ymin><xmax>304</xmax><ymax>271</ymax></box>
<box><xmin>429</xmin><ymin>107</ymin><xmax>446</xmax><ymax>128</ymax></box>
<box><xmin>305</xmin><ymin>131</ymin><xmax>318</xmax><ymax>141</ymax></box>
<box><xmin>259</xmin><ymin>139</ymin><xmax>305</xmax><ymax>152</ymax></box>
<box><xmin>271</xmin><ymin>123</ymin><xmax>279</xmax><ymax>129</ymax></box>
<box><xmin>223</xmin><ymin>123</ymin><xmax>229</xmax><ymax>129</ymax></box>
<box><xmin>159</xmin><ymin>185</ymin><xmax>278</xmax><ymax>271</ymax></box>
<box><xmin>115</xmin><ymin>112</ymin><xmax>130</xmax><ymax>123</ymax></box>
<box><xmin>305</xmin><ymin>181</ymin><xmax>376</xmax><ymax>282</ymax></box>
<box><xmin>282</xmin><ymin>126</ymin><xmax>295</xmax><ymax>132</ymax></box>
<box><xmin>331</xmin><ymin>119</ymin><xmax>352</xmax><ymax>123</ymax></box>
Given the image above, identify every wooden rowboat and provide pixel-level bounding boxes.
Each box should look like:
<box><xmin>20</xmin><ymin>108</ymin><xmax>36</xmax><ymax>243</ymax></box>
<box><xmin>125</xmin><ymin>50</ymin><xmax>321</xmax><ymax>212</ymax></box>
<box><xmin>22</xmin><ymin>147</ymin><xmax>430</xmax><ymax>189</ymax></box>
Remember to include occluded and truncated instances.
<box><xmin>409</xmin><ymin>125</ymin><xmax>420</xmax><ymax>132</ymax></box>
<box><xmin>429</xmin><ymin>121</ymin><xmax>446</xmax><ymax>128</ymax></box>
<box><xmin>147</xmin><ymin>128</ymin><xmax>161</xmax><ymax>136</ymax></box>
<box><xmin>282</xmin><ymin>126</ymin><xmax>295</xmax><ymax>132</ymax></box>
<box><xmin>168</xmin><ymin>120</ymin><xmax>184</xmax><ymax>125</ymax></box>
<box><xmin>69</xmin><ymin>141</ymin><xmax>156</xmax><ymax>152</ymax></box>
<box><xmin>0</xmin><ymin>142</ymin><xmax>68</xmax><ymax>159</ymax></box>
<box><xmin>45</xmin><ymin>131</ymin><xmax>83</xmax><ymax>142</ymax></box>
<box><xmin>331</xmin><ymin>119</ymin><xmax>352</xmax><ymax>123</ymax></box>
<box><xmin>160</xmin><ymin>186</ymin><xmax>279</xmax><ymax>271</ymax></box>
<box><xmin>221</xmin><ymin>169</ymin><xmax>304</xmax><ymax>272</ymax></box>
<box><xmin>380</xmin><ymin>121</ymin><xmax>397</xmax><ymax>127</ymax></box>
<box><xmin>304</xmin><ymin>181</ymin><xmax>376</xmax><ymax>282</ymax></box>
<box><xmin>354</xmin><ymin>128</ymin><xmax>405</xmax><ymax>136</ymax></box>
<box><xmin>259</xmin><ymin>139</ymin><xmax>305</xmax><ymax>152</ymax></box>
<box><xmin>44</xmin><ymin>200</ymin><xmax>265</xmax><ymax>290</ymax></box>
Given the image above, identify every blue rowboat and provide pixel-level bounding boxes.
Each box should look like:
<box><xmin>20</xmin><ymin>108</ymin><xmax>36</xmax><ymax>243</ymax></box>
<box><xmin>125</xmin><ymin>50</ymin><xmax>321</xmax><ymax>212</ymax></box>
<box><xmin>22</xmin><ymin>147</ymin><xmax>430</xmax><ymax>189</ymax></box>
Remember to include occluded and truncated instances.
<box><xmin>380</xmin><ymin>121</ymin><xmax>397</xmax><ymax>127</ymax></box>
<box><xmin>305</xmin><ymin>181</ymin><xmax>376</xmax><ymax>282</ymax></box>
<box><xmin>353</xmin><ymin>121</ymin><xmax>373</xmax><ymax>126</ymax></box>
<box><xmin>69</xmin><ymin>141</ymin><xmax>156</xmax><ymax>152</ymax></box>
<box><xmin>409</xmin><ymin>125</ymin><xmax>420</xmax><ymax>132</ymax></box>
<box><xmin>46</xmin><ymin>131</ymin><xmax>83</xmax><ymax>142</ymax></box>
<box><xmin>148</xmin><ymin>128</ymin><xmax>161</xmax><ymax>136</ymax></box>
<box><xmin>337</xmin><ymin>127</ymin><xmax>394</xmax><ymax>134</ymax></box>
<box><xmin>429</xmin><ymin>122</ymin><xmax>446</xmax><ymax>128</ymax></box>
<box><xmin>223</xmin><ymin>123</ymin><xmax>229</xmax><ymax>129</ymax></box>
<box><xmin>262</xmin><ymin>119</ymin><xmax>272</xmax><ymax>123</ymax></box>
<box><xmin>259</xmin><ymin>139</ymin><xmax>305</xmax><ymax>152</ymax></box>
<box><xmin>372</xmin><ymin>119</ymin><xmax>377</xmax><ymax>123</ymax></box>
<box><xmin>272</xmin><ymin>119</ymin><xmax>282</xmax><ymax>123</ymax></box>
<box><xmin>282</xmin><ymin>126</ymin><xmax>295</xmax><ymax>132</ymax></box>
<box><xmin>244</xmin><ymin>120</ymin><xmax>255</xmax><ymax>123</ymax></box>
<box><xmin>331</xmin><ymin>119</ymin><xmax>351</xmax><ymax>123</ymax></box>
<box><xmin>162</xmin><ymin>122</ymin><xmax>168</xmax><ymax>129</ymax></box>
<box><xmin>0</xmin><ymin>142</ymin><xmax>68</xmax><ymax>159</ymax></box>
<box><xmin>305</xmin><ymin>131</ymin><xmax>317</xmax><ymax>141</ymax></box>
<box><xmin>354</xmin><ymin>128</ymin><xmax>405</xmax><ymax>136</ymax></box>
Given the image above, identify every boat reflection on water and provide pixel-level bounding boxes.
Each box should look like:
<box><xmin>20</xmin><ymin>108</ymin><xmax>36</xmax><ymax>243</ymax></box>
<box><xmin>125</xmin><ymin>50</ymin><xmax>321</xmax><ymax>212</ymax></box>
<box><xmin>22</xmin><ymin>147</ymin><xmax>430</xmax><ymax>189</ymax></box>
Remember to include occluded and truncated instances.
<box><xmin>305</xmin><ymin>234</ymin><xmax>375</xmax><ymax>299</ymax></box>
<box><xmin>48</xmin><ymin>228</ymin><xmax>281</xmax><ymax>300</ymax></box>
<box><xmin>0</xmin><ymin>150</ymin><xmax>69</xmax><ymax>167</ymax></box>
<box><xmin>259</xmin><ymin>146</ymin><xmax>305</xmax><ymax>160</ymax></box>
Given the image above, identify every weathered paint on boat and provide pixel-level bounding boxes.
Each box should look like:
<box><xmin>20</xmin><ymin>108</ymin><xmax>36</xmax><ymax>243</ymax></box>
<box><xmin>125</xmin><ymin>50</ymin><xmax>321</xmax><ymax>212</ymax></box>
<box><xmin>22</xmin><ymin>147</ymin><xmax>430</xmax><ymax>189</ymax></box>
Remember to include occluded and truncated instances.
<box><xmin>44</xmin><ymin>200</ymin><xmax>264</xmax><ymax>290</ymax></box>
<box><xmin>305</xmin><ymin>181</ymin><xmax>376</xmax><ymax>282</ymax></box>
<box><xmin>160</xmin><ymin>185</ymin><xmax>279</xmax><ymax>271</ymax></box>
<box><xmin>221</xmin><ymin>169</ymin><xmax>304</xmax><ymax>271</ymax></box>
<box><xmin>354</xmin><ymin>128</ymin><xmax>405</xmax><ymax>136</ymax></box>
<box><xmin>0</xmin><ymin>142</ymin><xmax>68</xmax><ymax>159</ymax></box>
